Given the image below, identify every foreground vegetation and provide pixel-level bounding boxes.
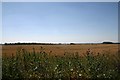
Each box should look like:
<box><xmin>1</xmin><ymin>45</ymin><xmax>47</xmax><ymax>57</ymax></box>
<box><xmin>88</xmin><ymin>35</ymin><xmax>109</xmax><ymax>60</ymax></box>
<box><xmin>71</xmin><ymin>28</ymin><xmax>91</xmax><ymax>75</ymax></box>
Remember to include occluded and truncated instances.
<box><xmin>2</xmin><ymin>47</ymin><xmax>120</xmax><ymax>79</ymax></box>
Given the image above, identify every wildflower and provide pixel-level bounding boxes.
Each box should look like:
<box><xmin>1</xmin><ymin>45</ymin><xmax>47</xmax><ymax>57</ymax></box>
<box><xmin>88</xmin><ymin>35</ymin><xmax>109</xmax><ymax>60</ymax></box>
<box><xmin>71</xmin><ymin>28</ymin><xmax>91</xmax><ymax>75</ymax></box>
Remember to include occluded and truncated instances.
<box><xmin>58</xmin><ymin>71</ymin><xmax>61</xmax><ymax>74</ymax></box>
<box><xmin>103</xmin><ymin>74</ymin><xmax>105</xmax><ymax>76</ymax></box>
<box><xmin>97</xmin><ymin>75</ymin><xmax>99</xmax><ymax>78</ymax></box>
<box><xmin>55</xmin><ymin>67</ymin><xmax>57</xmax><ymax>70</ymax></box>
<box><xmin>70</xmin><ymin>69</ymin><xmax>73</xmax><ymax>71</ymax></box>
<box><xmin>79</xmin><ymin>74</ymin><xmax>82</xmax><ymax>77</ymax></box>
<box><xmin>34</xmin><ymin>67</ymin><xmax>38</xmax><ymax>70</ymax></box>
<box><xmin>88</xmin><ymin>69</ymin><xmax>90</xmax><ymax>71</ymax></box>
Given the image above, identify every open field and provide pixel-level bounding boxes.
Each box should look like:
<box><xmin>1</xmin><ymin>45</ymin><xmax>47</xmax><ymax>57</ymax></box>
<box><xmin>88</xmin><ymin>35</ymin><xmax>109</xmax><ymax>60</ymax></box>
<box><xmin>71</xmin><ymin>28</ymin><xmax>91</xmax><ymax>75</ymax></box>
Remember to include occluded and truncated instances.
<box><xmin>2</xmin><ymin>44</ymin><xmax>119</xmax><ymax>57</ymax></box>
<box><xmin>2</xmin><ymin>44</ymin><xmax>120</xmax><ymax>79</ymax></box>
<box><xmin>2</xmin><ymin>44</ymin><xmax>119</xmax><ymax>56</ymax></box>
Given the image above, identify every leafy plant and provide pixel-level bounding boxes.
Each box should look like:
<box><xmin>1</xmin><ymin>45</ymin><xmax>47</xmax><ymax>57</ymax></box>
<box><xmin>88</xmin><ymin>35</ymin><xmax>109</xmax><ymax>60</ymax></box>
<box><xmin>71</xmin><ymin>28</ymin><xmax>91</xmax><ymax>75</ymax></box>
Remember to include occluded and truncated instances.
<box><xmin>2</xmin><ymin>47</ymin><xmax>120</xmax><ymax>79</ymax></box>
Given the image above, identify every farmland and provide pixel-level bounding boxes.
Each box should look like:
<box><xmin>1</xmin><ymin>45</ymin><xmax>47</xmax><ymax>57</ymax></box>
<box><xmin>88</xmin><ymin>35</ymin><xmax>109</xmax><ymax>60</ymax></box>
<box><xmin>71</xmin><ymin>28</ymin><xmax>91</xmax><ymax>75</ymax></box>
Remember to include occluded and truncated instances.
<box><xmin>2</xmin><ymin>44</ymin><xmax>119</xmax><ymax>57</ymax></box>
<box><xmin>2</xmin><ymin>44</ymin><xmax>120</xmax><ymax>79</ymax></box>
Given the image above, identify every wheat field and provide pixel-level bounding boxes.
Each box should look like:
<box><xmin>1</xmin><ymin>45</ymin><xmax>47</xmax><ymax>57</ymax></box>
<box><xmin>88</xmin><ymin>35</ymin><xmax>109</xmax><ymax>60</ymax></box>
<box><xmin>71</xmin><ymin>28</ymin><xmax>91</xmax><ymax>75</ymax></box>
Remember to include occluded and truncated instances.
<box><xmin>2</xmin><ymin>44</ymin><xmax>119</xmax><ymax>57</ymax></box>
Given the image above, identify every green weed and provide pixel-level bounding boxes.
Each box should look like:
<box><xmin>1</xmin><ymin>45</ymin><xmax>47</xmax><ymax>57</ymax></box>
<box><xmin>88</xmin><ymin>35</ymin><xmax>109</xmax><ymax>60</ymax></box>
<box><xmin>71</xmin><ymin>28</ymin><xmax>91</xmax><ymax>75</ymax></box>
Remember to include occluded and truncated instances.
<box><xmin>2</xmin><ymin>47</ymin><xmax>120</xmax><ymax>79</ymax></box>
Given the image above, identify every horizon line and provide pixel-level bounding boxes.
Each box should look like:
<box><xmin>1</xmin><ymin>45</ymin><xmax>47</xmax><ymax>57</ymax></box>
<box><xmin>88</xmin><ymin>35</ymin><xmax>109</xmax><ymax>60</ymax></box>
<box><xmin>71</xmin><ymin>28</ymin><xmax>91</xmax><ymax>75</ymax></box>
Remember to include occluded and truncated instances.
<box><xmin>1</xmin><ymin>41</ymin><xmax>119</xmax><ymax>44</ymax></box>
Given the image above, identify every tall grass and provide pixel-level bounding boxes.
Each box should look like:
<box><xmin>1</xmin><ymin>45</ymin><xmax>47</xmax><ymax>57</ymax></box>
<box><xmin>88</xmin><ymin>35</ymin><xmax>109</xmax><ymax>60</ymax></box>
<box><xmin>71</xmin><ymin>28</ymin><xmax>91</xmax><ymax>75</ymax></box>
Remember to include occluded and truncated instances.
<box><xmin>2</xmin><ymin>47</ymin><xmax>120</xmax><ymax>79</ymax></box>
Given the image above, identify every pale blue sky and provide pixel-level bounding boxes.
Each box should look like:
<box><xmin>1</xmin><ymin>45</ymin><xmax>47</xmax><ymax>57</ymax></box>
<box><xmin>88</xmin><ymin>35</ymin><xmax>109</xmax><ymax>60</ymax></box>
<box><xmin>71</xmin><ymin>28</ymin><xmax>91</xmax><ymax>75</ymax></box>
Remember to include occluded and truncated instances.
<box><xmin>0</xmin><ymin>2</ymin><xmax>2</xmax><ymax>43</ymax></box>
<box><xmin>2</xmin><ymin>2</ymin><xmax>118</xmax><ymax>43</ymax></box>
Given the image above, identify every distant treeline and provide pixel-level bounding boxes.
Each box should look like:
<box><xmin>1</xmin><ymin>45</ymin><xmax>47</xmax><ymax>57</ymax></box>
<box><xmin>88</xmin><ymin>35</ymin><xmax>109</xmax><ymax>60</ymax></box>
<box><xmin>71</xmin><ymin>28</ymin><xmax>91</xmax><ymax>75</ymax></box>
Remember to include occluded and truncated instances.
<box><xmin>102</xmin><ymin>42</ymin><xmax>120</xmax><ymax>44</ymax></box>
<box><xmin>4</xmin><ymin>43</ymin><xmax>62</xmax><ymax>45</ymax></box>
<box><xmin>3</xmin><ymin>42</ymin><xmax>120</xmax><ymax>45</ymax></box>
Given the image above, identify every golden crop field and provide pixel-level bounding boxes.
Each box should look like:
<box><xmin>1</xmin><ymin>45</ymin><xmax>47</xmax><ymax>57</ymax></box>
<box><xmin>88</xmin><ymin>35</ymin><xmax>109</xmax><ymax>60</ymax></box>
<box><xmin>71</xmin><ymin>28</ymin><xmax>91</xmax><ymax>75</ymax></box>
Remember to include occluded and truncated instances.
<box><xmin>2</xmin><ymin>44</ymin><xmax>120</xmax><ymax>79</ymax></box>
<box><xmin>2</xmin><ymin>44</ymin><xmax>119</xmax><ymax>57</ymax></box>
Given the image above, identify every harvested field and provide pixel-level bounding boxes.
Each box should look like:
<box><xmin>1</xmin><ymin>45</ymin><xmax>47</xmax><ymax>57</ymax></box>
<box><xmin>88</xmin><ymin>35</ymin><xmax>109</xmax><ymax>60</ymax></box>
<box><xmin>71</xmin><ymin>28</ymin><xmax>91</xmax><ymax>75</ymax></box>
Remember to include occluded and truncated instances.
<box><xmin>2</xmin><ymin>44</ymin><xmax>119</xmax><ymax>57</ymax></box>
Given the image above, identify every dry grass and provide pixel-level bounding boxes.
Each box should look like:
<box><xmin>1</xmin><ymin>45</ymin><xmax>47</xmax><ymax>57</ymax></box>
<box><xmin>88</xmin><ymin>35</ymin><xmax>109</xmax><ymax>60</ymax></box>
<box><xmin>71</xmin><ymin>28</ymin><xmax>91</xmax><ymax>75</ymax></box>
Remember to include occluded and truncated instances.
<box><xmin>2</xmin><ymin>44</ymin><xmax>119</xmax><ymax>57</ymax></box>
<box><xmin>2</xmin><ymin>44</ymin><xmax>120</xmax><ymax>79</ymax></box>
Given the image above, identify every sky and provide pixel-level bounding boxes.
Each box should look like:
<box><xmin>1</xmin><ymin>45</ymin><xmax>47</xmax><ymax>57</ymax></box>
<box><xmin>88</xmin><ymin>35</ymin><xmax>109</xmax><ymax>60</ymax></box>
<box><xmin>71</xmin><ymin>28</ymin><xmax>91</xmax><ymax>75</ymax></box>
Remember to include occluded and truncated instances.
<box><xmin>2</xmin><ymin>0</ymin><xmax>120</xmax><ymax>2</ymax></box>
<box><xmin>2</xmin><ymin>2</ymin><xmax>118</xmax><ymax>43</ymax></box>
<box><xmin>0</xmin><ymin>2</ymin><xmax>2</xmax><ymax>44</ymax></box>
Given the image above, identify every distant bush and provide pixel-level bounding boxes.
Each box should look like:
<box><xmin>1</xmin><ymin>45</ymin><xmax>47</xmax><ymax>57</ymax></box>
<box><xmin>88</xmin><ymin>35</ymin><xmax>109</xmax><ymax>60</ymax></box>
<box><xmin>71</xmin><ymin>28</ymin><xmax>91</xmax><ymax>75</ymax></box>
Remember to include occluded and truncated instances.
<box><xmin>102</xmin><ymin>42</ymin><xmax>113</xmax><ymax>44</ymax></box>
<box><xmin>70</xmin><ymin>43</ymin><xmax>75</xmax><ymax>45</ymax></box>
